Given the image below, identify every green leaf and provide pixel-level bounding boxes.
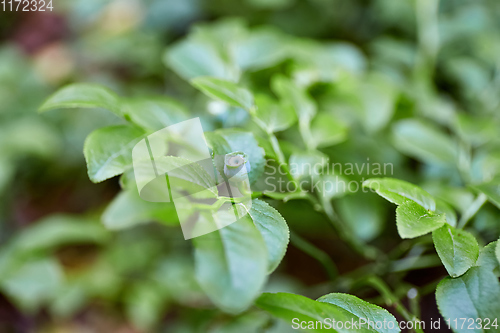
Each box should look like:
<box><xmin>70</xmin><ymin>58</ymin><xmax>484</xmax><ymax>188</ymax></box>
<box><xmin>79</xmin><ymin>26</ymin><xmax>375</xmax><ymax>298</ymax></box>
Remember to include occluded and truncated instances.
<box><xmin>246</xmin><ymin>199</ymin><xmax>289</xmax><ymax>273</ymax></box>
<box><xmin>392</xmin><ymin>119</ymin><xmax>458</xmax><ymax>165</ymax></box>
<box><xmin>206</xmin><ymin>129</ymin><xmax>265</xmax><ymax>184</ymax></box>
<box><xmin>49</xmin><ymin>280</ymin><xmax>87</xmax><ymax>319</ymax></box>
<box><xmin>193</xmin><ymin>214</ymin><xmax>268</xmax><ymax>313</ymax></box>
<box><xmin>271</xmin><ymin>75</ymin><xmax>316</xmax><ymax>122</ymax></box>
<box><xmin>359</xmin><ymin>74</ymin><xmax>397</xmax><ymax>133</ymax></box>
<box><xmin>152</xmin><ymin>255</ymin><xmax>203</xmax><ymax>305</ymax></box>
<box><xmin>318</xmin><ymin>293</ymin><xmax>400</xmax><ymax>333</ymax></box>
<box><xmin>13</xmin><ymin>215</ymin><xmax>109</xmax><ymax>254</ymax></box>
<box><xmin>256</xmin><ymin>292</ymin><xmax>400</xmax><ymax>333</ymax></box>
<box><xmin>436</xmin><ymin>267</ymin><xmax>500</xmax><ymax>333</ymax></box>
<box><xmin>191</xmin><ymin>76</ymin><xmax>254</xmax><ymax>110</ymax></box>
<box><xmin>234</xmin><ymin>27</ymin><xmax>290</xmax><ymax>70</ymax></box>
<box><xmin>122</xmin><ymin>97</ymin><xmax>187</xmax><ymax>132</ymax></box>
<box><xmin>1</xmin><ymin>257</ymin><xmax>64</xmax><ymax>314</ymax></box>
<box><xmin>432</xmin><ymin>224</ymin><xmax>479</xmax><ymax>277</ymax></box>
<box><xmin>84</xmin><ymin>125</ymin><xmax>145</xmax><ymax>183</ymax></box>
<box><xmin>289</xmin><ymin>151</ymin><xmax>328</xmax><ymax>181</ymax></box>
<box><xmin>125</xmin><ymin>282</ymin><xmax>167</xmax><ymax>331</ymax></box>
<box><xmin>363</xmin><ymin>178</ymin><xmax>437</xmax><ymax>211</ymax></box>
<box><xmin>156</xmin><ymin>157</ymin><xmax>217</xmax><ymax>192</ymax></box>
<box><xmin>164</xmin><ymin>38</ymin><xmax>232</xmax><ymax>80</ymax></box>
<box><xmin>317</xmin><ymin>174</ymin><xmax>350</xmax><ymax>202</ymax></box>
<box><xmin>132</xmin><ymin>155</ymin><xmax>219</xmax><ymax>203</ymax></box>
<box><xmin>337</xmin><ymin>192</ymin><xmax>386</xmax><ymax>242</ymax></box>
<box><xmin>455</xmin><ymin>114</ymin><xmax>499</xmax><ymax>147</ymax></box>
<box><xmin>102</xmin><ymin>190</ymin><xmax>178</xmax><ymax>230</ymax></box>
<box><xmin>0</xmin><ymin>118</ymin><xmax>60</xmax><ymax>158</ymax></box>
<box><xmin>476</xmin><ymin>241</ymin><xmax>500</xmax><ymax>276</ymax></box>
<box><xmin>435</xmin><ymin>198</ymin><xmax>458</xmax><ymax>227</ymax></box>
<box><xmin>254</xmin><ymin>95</ymin><xmax>297</xmax><ymax>133</ymax></box>
<box><xmin>310</xmin><ymin>113</ymin><xmax>348</xmax><ymax>148</ymax></box>
<box><xmin>396</xmin><ymin>201</ymin><xmax>446</xmax><ymax>239</ymax></box>
<box><xmin>496</xmin><ymin>240</ymin><xmax>500</xmax><ymax>267</ymax></box>
<box><xmin>470</xmin><ymin>178</ymin><xmax>500</xmax><ymax>209</ymax></box>
<box><xmin>39</xmin><ymin>83</ymin><xmax>122</xmax><ymax>117</ymax></box>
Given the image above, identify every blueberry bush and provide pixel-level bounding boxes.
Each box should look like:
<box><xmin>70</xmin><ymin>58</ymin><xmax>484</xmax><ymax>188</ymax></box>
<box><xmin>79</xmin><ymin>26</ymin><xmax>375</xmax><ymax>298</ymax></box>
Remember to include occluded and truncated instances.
<box><xmin>1</xmin><ymin>0</ymin><xmax>500</xmax><ymax>332</ymax></box>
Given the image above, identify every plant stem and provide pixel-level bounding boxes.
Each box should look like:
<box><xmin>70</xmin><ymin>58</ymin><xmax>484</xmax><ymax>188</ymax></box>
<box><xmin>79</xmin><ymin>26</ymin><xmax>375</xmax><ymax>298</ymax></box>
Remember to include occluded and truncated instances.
<box><xmin>289</xmin><ymin>231</ymin><xmax>338</xmax><ymax>280</ymax></box>
<box><xmin>268</xmin><ymin>133</ymin><xmax>295</xmax><ymax>183</ymax></box>
<box><xmin>364</xmin><ymin>276</ymin><xmax>425</xmax><ymax>333</ymax></box>
<box><xmin>389</xmin><ymin>254</ymin><xmax>442</xmax><ymax>273</ymax></box>
<box><xmin>249</xmin><ymin>106</ymin><xmax>295</xmax><ymax>183</ymax></box>
<box><xmin>299</xmin><ymin>119</ymin><xmax>315</xmax><ymax>151</ymax></box>
<box><xmin>250</xmin><ymin>105</ymin><xmax>382</xmax><ymax>261</ymax></box>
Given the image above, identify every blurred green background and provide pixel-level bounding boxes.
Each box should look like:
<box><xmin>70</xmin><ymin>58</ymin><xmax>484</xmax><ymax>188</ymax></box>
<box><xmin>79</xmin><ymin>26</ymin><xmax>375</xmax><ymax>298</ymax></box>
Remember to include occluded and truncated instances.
<box><xmin>1</xmin><ymin>0</ymin><xmax>500</xmax><ymax>332</ymax></box>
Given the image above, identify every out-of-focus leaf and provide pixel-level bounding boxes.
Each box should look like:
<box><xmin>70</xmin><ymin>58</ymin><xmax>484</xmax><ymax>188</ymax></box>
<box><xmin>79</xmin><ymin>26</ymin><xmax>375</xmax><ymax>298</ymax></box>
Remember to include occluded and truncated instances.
<box><xmin>423</xmin><ymin>183</ymin><xmax>475</xmax><ymax>216</ymax></box>
<box><xmin>337</xmin><ymin>192</ymin><xmax>386</xmax><ymax>242</ymax></box>
<box><xmin>359</xmin><ymin>74</ymin><xmax>397</xmax><ymax>133</ymax></box>
<box><xmin>396</xmin><ymin>201</ymin><xmax>445</xmax><ymax>239</ymax></box>
<box><xmin>208</xmin><ymin>311</ymin><xmax>273</xmax><ymax>333</ymax></box>
<box><xmin>245</xmin><ymin>0</ymin><xmax>293</xmax><ymax>10</ymax></box>
<box><xmin>84</xmin><ymin>125</ymin><xmax>145</xmax><ymax>183</ymax></box>
<box><xmin>39</xmin><ymin>83</ymin><xmax>122</xmax><ymax>117</ymax></box>
<box><xmin>363</xmin><ymin>178</ymin><xmax>436</xmax><ymax>211</ymax></box>
<box><xmin>254</xmin><ymin>95</ymin><xmax>296</xmax><ymax>133</ymax></box>
<box><xmin>291</xmin><ymin>41</ymin><xmax>366</xmax><ymax>82</ymax></box>
<box><xmin>310</xmin><ymin>113</ymin><xmax>347</xmax><ymax>148</ymax></box>
<box><xmin>122</xmin><ymin>97</ymin><xmax>187</xmax><ymax>132</ymax></box>
<box><xmin>436</xmin><ymin>267</ymin><xmax>500</xmax><ymax>333</ymax></box>
<box><xmin>246</xmin><ymin>199</ymin><xmax>289</xmax><ymax>273</ymax></box>
<box><xmin>289</xmin><ymin>151</ymin><xmax>328</xmax><ymax>181</ymax></box>
<box><xmin>1</xmin><ymin>258</ymin><xmax>64</xmax><ymax>314</ymax></box>
<box><xmin>470</xmin><ymin>178</ymin><xmax>500</xmax><ymax>209</ymax></box>
<box><xmin>50</xmin><ymin>280</ymin><xmax>87</xmax><ymax>319</ymax></box>
<box><xmin>234</xmin><ymin>27</ymin><xmax>290</xmax><ymax>70</ymax></box>
<box><xmin>271</xmin><ymin>75</ymin><xmax>316</xmax><ymax>122</ymax></box>
<box><xmin>125</xmin><ymin>282</ymin><xmax>167</xmax><ymax>331</ymax></box>
<box><xmin>153</xmin><ymin>255</ymin><xmax>204</xmax><ymax>306</ymax></box>
<box><xmin>164</xmin><ymin>38</ymin><xmax>233</xmax><ymax>80</ymax></box>
<box><xmin>193</xmin><ymin>214</ymin><xmax>268</xmax><ymax>313</ymax></box>
<box><xmin>191</xmin><ymin>76</ymin><xmax>254</xmax><ymax>110</ymax></box>
<box><xmin>0</xmin><ymin>118</ymin><xmax>60</xmax><ymax>158</ymax></box>
<box><xmin>13</xmin><ymin>215</ymin><xmax>109</xmax><ymax>253</ymax></box>
<box><xmin>446</xmin><ymin>58</ymin><xmax>490</xmax><ymax>97</ymax></box>
<box><xmin>102</xmin><ymin>190</ymin><xmax>178</xmax><ymax>230</ymax></box>
<box><xmin>470</xmin><ymin>149</ymin><xmax>500</xmax><ymax>184</ymax></box>
<box><xmin>317</xmin><ymin>174</ymin><xmax>350</xmax><ymax>202</ymax></box>
<box><xmin>455</xmin><ymin>114</ymin><xmax>498</xmax><ymax>146</ymax></box>
<box><xmin>392</xmin><ymin>119</ymin><xmax>458</xmax><ymax>165</ymax></box>
<box><xmin>432</xmin><ymin>224</ymin><xmax>479</xmax><ymax>277</ymax></box>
